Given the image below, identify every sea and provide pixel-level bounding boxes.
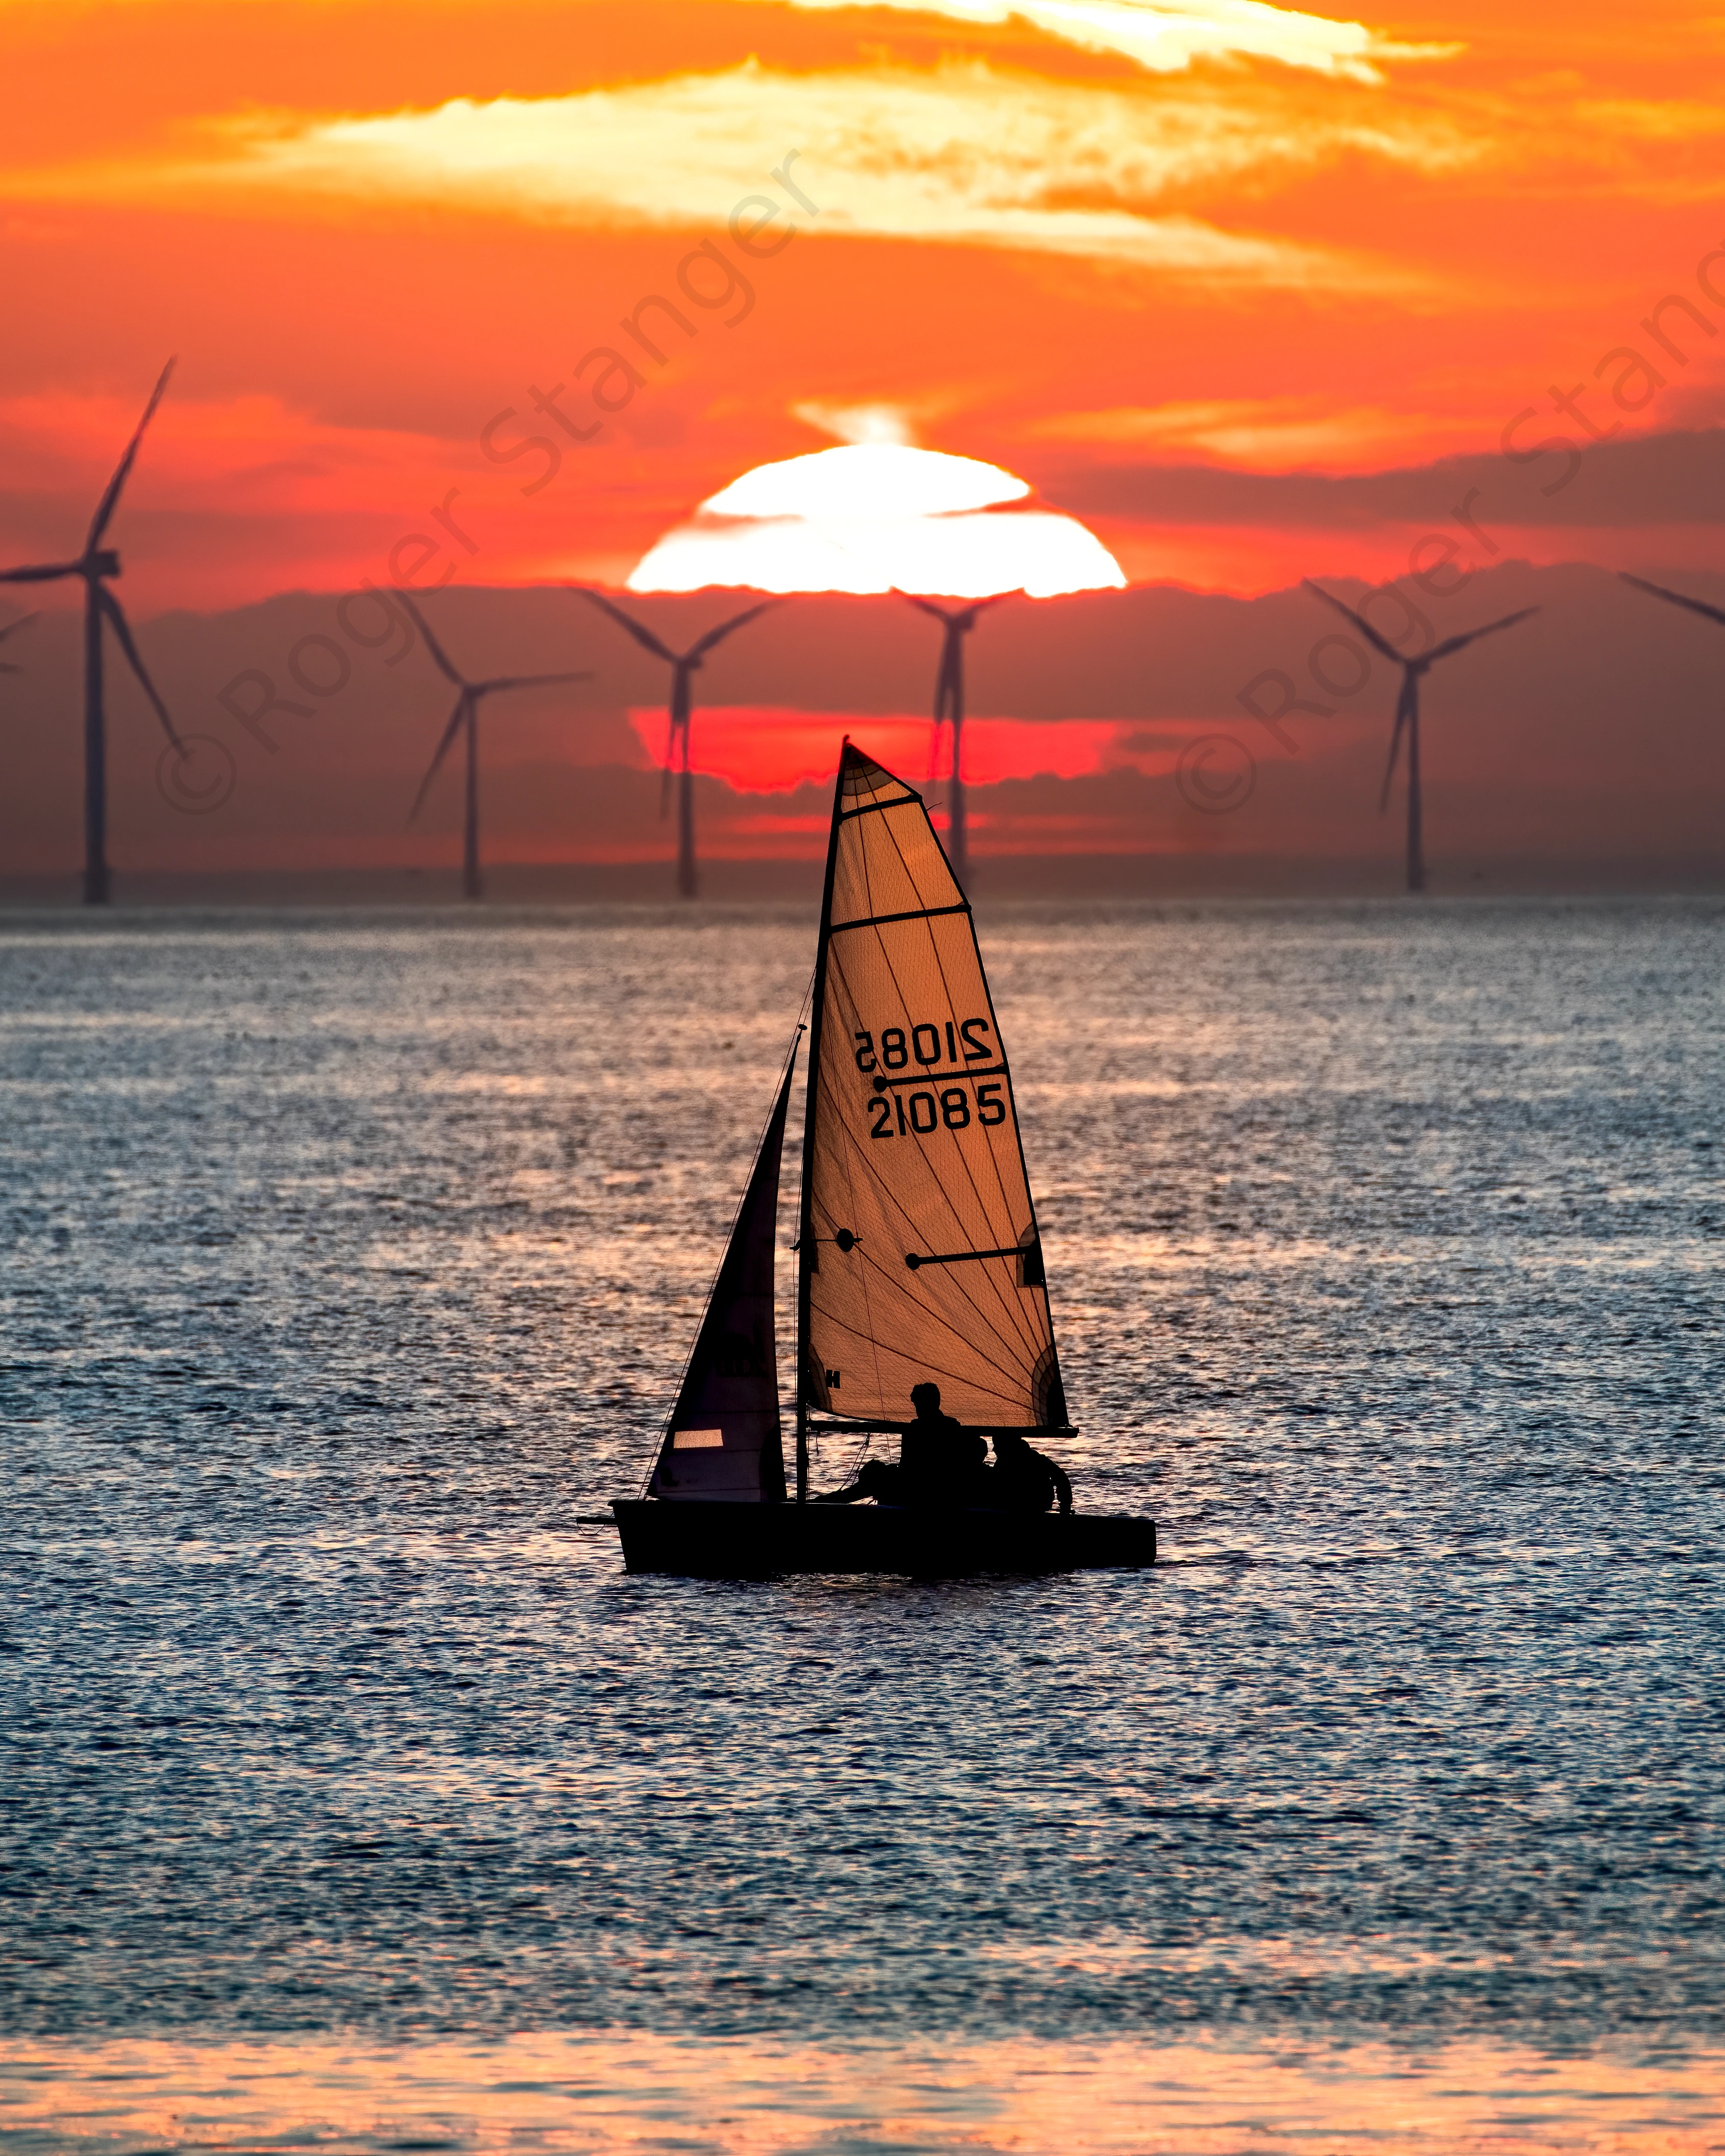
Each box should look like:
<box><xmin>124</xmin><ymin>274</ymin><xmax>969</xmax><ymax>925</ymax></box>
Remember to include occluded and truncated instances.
<box><xmin>1</xmin><ymin>897</ymin><xmax>1720</xmax><ymax>2154</ymax></box>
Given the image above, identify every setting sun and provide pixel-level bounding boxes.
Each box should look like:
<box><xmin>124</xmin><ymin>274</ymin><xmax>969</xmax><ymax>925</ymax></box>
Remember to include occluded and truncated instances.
<box><xmin>627</xmin><ymin>441</ymin><xmax>1128</xmax><ymax>597</ymax></box>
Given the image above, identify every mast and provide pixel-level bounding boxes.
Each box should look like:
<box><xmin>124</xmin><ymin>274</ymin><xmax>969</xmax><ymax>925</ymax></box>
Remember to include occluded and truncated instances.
<box><xmin>795</xmin><ymin>741</ymin><xmax>853</xmax><ymax>1503</ymax></box>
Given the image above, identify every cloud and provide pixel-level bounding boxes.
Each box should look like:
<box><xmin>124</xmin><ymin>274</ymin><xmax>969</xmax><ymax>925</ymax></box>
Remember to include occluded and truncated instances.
<box><xmin>35</xmin><ymin>61</ymin><xmax>1468</xmax><ymax>289</ymax></box>
<box><xmin>1025</xmin><ymin>396</ymin><xmax>1488</xmax><ymax>470</ymax></box>
<box><xmin>773</xmin><ymin>0</ymin><xmax>1458</xmax><ymax>82</ymax></box>
<box><xmin>1042</xmin><ymin>426</ymin><xmax>1725</xmax><ymax>530</ymax></box>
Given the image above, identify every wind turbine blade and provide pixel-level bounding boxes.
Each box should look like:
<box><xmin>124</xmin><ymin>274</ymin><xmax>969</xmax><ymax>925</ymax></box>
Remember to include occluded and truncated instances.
<box><xmin>97</xmin><ymin>587</ymin><xmax>181</xmax><ymax>747</ymax></box>
<box><xmin>574</xmin><ymin>587</ymin><xmax>679</xmax><ymax>666</ymax></box>
<box><xmin>1619</xmin><ymin>573</ymin><xmax>1725</xmax><ymax>630</ymax></box>
<box><xmin>1426</xmin><ymin>605</ymin><xmax>1540</xmax><ymax>664</ymax></box>
<box><xmin>901</xmin><ymin>591</ymin><xmax>955</xmax><ymax>625</ymax></box>
<box><xmin>0</xmin><ymin>612</ymin><xmax>40</xmax><ymax>646</ymax></box>
<box><xmin>0</xmin><ymin>562</ymin><xmax>83</xmax><ymax>584</ymax></box>
<box><xmin>86</xmin><ymin>359</ymin><xmax>175</xmax><ymax>551</ymax></box>
<box><xmin>1303</xmin><ymin>579</ymin><xmax>1406</xmax><ymax>665</ymax></box>
<box><xmin>408</xmin><ymin>696</ymin><xmax>469</xmax><ymax>824</ymax></box>
<box><xmin>480</xmin><ymin>671</ymin><xmax>593</xmax><ymax>693</ymax></box>
<box><xmin>1379</xmin><ymin>675</ymin><xmax>1414</xmax><ymax>812</ymax></box>
<box><xmin>686</xmin><ymin>597</ymin><xmax>782</xmax><ymax>660</ymax></box>
<box><xmin>392</xmin><ymin>587</ymin><xmax>466</xmax><ymax>687</ymax></box>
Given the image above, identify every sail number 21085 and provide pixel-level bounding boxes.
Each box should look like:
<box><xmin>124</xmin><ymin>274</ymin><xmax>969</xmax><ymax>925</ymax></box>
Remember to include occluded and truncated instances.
<box><xmin>854</xmin><ymin>1019</ymin><xmax>1007</xmax><ymax>1139</ymax></box>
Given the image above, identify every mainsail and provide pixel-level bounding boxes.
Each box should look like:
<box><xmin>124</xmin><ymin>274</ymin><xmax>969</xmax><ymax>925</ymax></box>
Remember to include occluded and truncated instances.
<box><xmin>796</xmin><ymin>744</ymin><xmax>1068</xmax><ymax>1467</ymax></box>
<box><xmin>649</xmin><ymin>1059</ymin><xmax>794</xmax><ymax>1503</ymax></box>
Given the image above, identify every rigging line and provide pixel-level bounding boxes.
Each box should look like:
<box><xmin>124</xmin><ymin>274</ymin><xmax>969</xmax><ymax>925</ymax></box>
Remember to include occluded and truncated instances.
<box><xmin>865</xmin><ymin>816</ymin><xmax>1046</xmax><ymax>1358</ymax></box>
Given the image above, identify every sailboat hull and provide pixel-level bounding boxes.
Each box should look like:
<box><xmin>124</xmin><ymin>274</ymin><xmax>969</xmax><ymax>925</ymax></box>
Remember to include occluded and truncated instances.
<box><xmin>611</xmin><ymin>1499</ymin><xmax>1155</xmax><ymax>1579</ymax></box>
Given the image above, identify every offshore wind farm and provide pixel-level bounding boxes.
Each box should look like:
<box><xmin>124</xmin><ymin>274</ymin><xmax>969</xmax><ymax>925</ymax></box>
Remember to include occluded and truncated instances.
<box><xmin>3</xmin><ymin>2</ymin><xmax>1723</xmax><ymax>2153</ymax></box>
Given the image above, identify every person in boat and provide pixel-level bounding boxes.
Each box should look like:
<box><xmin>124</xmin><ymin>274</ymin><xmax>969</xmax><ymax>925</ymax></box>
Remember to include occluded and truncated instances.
<box><xmin>816</xmin><ymin>1381</ymin><xmax>987</xmax><ymax>1506</ymax></box>
<box><xmin>988</xmin><ymin>1429</ymin><xmax>1073</xmax><ymax>1517</ymax></box>
<box><xmin>901</xmin><ymin>1382</ymin><xmax>987</xmax><ymax>1498</ymax></box>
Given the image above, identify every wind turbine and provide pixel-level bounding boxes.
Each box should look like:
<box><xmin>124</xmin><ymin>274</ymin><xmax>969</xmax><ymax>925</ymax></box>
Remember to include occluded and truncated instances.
<box><xmin>1619</xmin><ymin>572</ymin><xmax>1725</xmax><ymax>633</ymax></box>
<box><xmin>397</xmin><ymin>590</ymin><xmax>591</xmax><ymax>902</ymax></box>
<box><xmin>0</xmin><ymin>613</ymin><xmax>38</xmax><ymax>675</ymax></box>
<box><xmin>901</xmin><ymin>592</ymin><xmax>1007</xmax><ymax>891</ymax></box>
<box><xmin>0</xmin><ymin>362</ymin><xmax>181</xmax><ymax>903</ymax></box>
<box><xmin>574</xmin><ymin>589</ymin><xmax>781</xmax><ymax>899</ymax></box>
<box><xmin>1305</xmin><ymin>581</ymin><xmax>1539</xmax><ymax>893</ymax></box>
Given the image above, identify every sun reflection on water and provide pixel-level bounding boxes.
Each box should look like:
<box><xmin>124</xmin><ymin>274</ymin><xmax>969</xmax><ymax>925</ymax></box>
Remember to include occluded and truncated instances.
<box><xmin>3</xmin><ymin>2033</ymin><xmax>1719</xmax><ymax>2154</ymax></box>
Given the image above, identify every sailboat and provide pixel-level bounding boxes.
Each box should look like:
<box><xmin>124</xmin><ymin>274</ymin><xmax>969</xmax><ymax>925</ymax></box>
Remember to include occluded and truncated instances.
<box><xmin>611</xmin><ymin>744</ymin><xmax>1156</xmax><ymax>1578</ymax></box>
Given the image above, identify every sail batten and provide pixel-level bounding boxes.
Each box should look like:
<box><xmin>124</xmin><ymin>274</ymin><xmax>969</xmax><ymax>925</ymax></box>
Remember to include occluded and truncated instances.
<box><xmin>830</xmin><ymin>902</ymin><xmax>972</xmax><ymax>936</ymax></box>
<box><xmin>794</xmin><ymin>743</ymin><xmax>1068</xmax><ymax>1440</ymax></box>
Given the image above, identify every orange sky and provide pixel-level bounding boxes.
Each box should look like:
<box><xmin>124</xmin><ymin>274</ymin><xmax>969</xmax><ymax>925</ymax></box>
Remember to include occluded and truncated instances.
<box><xmin>5</xmin><ymin>0</ymin><xmax>1724</xmax><ymax>605</ymax></box>
<box><xmin>2</xmin><ymin>0</ymin><xmax>1723</xmax><ymax>883</ymax></box>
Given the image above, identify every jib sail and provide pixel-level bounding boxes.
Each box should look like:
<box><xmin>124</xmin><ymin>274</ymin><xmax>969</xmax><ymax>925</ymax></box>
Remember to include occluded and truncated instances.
<box><xmin>649</xmin><ymin>1057</ymin><xmax>795</xmax><ymax>1503</ymax></box>
<box><xmin>795</xmin><ymin>744</ymin><xmax>1067</xmax><ymax>1463</ymax></box>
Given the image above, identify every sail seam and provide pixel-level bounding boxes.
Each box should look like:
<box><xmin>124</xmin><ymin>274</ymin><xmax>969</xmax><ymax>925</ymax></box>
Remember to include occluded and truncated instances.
<box><xmin>838</xmin><ymin>793</ymin><xmax>921</xmax><ymax>822</ymax></box>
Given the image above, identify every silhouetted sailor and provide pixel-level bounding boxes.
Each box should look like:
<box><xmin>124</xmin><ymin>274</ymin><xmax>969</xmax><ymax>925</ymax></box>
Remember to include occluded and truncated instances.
<box><xmin>814</xmin><ymin>1381</ymin><xmax>986</xmax><ymax>1506</ymax></box>
<box><xmin>989</xmin><ymin>1429</ymin><xmax>1072</xmax><ymax>1517</ymax></box>
<box><xmin>900</xmin><ymin>1381</ymin><xmax>985</xmax><ymax>1498</ymax></box>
